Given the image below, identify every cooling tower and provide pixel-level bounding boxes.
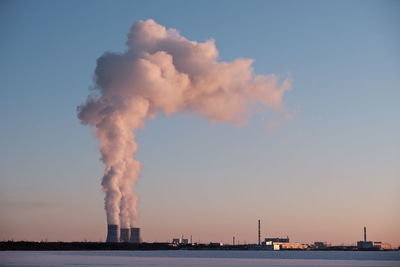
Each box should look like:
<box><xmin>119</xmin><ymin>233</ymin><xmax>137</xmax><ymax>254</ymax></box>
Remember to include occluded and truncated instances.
<box><xmin>120</xmin><ymin>228</ymin><xmax>130</xmax><ymax>243</ymax></box>
<box><xmin>106</xmin><ymin>224</ymin><xmax>119</xmax><ymax>243</ymax></box>
<box><xmin>130</xmin><ymin>227</ymin><xmax>140</xmax><ymax>243</ymax></box>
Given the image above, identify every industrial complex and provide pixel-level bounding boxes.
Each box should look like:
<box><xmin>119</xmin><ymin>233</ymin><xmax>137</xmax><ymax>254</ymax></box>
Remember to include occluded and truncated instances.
<box><xmin>356</xmin><ymin>226</ymin><xmax>392</xmax><ymax>250</ymax></box>
<box><xmin>101</xmin><ymin>221</ymin><xmax>394</xmax><ymax>251</ymax></box>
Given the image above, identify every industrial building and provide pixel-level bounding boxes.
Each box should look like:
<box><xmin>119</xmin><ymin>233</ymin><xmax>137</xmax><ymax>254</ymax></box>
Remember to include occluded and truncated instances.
<box><xmin>172</xmin><ymin>237</ymin><xmax>189</xmax><ymax>245</ymax></box>
<box><xmin>258</xmin><ymin>220</ymin><xmax>307</xmax><ymax>250</ymax></box>
<box><xmin>274</xmin><ymin>242</ymin><xmax>308</xmax><ymax>250</ymax></box>
<box><xmin>312</xmin><ymin>241</ymin><xmax>329</xmax><ymax>249</ymax></box>
<box><xmin>262</xmin><ymin>237</ymin><xmax>308</xmax><ymax>250</ymax></box>
<box><xmin>357</xmin><ymin>226</ymin><xmax>392</xmax><ymax>250</ymax></box>
<box><xmin>264</xmin><ymin>237</ymin><xmax>290</xmax><ymax>243</ymax></box>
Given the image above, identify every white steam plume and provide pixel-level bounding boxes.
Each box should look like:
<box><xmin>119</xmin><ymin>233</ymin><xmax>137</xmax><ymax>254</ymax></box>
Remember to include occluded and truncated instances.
<box><xmin>78</xmin><ymin>19</ymin><xmax>290</xmax><ymax>228</ymax></box>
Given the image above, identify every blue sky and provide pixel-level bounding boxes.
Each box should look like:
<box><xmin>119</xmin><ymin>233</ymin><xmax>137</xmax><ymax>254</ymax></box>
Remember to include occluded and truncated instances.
<box><xmin>0</xmin><ymin>0</ymin><xmax>399</xmax><ymax>246</ymax></box>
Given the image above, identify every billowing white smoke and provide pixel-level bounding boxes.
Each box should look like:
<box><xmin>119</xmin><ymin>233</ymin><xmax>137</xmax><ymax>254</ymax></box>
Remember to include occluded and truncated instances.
<box><xmin>78</xmin><ymin>19</ymin><xmax>290</xmax><ymax>228</ymax></box>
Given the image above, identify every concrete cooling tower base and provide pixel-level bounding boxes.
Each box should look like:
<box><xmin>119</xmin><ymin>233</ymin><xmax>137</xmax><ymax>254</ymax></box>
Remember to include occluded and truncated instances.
<box><xmin>130</xmin><ymin>227</ymin><xmax>140</xmax><ymax>243</ymax></box>
<box><xmin>106</xmin><ymin>224</ymin><xmax>119</xmax><ymax>243</ymax></box>
<box><xmin>106</xmin><ymin>225</ymin><xmax>140</xmax><ymax>243</ymax></box>
<box><xmin>120</xmin><ymin>228</ymin><xmax>130</xmax><ymax>243</ymax></box>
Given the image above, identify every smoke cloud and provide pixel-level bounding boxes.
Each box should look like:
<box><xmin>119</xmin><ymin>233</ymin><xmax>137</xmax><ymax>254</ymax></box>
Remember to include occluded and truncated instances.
<box><xmin>78</xmin><ymin>19</ymin><xmax>290</xmax><ymax>228</ymax></box>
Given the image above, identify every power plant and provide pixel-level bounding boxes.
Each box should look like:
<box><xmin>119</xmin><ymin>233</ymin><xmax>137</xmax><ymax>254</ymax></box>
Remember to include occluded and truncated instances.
<box><xmin>106</xmin><ymin>225</ymin><xmax>140</xmax><ymax>243</ymax></box>
<box><xmin>3</xmin><ymin>221</ymin><xmax>395</xmax><ymax>251</ymax></box>
<box><xmin>357</xmin><ymin>226</ymin><xmax>392</xmax><ymax>250</ymax></box>
<box><xmin>102</xmin><ymin>222</ymin><xmax>392</xmax><ymax>250</ymax></box>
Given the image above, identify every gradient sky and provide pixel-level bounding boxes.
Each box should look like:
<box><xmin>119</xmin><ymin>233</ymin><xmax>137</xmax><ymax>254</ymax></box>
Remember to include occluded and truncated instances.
<box><xmin>0</xmin><ymin>0</ymin><xmax>399</xmax><ymax>246</ymax></box>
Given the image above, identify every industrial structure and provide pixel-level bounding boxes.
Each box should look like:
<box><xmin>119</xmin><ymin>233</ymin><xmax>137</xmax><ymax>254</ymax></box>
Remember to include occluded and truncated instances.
<box><xmin>312</xmin><ymin>241</ymin><xmax>329</xmax><ymax>249</ymax></box>
<box><xmin>257</xmin><ymin>220</ymin><xmax>303</xmax><ymax>250</ymax></box>
<box><xmin>130</xmin><ymin>227</ymin><xmax>141</xmax><ymax>243</ymax></box>
<box><xmin>120</xmin><ymin>228</ymin><xmax>130</xmax><ymax>243</ymax></box>
<box><xmin>104</xmin><ymin>222</ymin><xmax>392</xmax><ymax>250</ymax></box>
<box><xmin>357</xmin><ymin>226</ymin><xmax>392</xmax><ymax>250</ymax></box>
<box><xmin>106</xmin><ymin>224</ymin><xmax>119</xmax><ymax>243</ymax></box>
<box><xmin>106</xmin><ymin>225</ymin><xmax>140</xmax><ymax>243</ymax></box>
<box><xmin>264</xmin><ymin>237</ymin><xmax>290</xmax><ymax>243</ymax></box>
<box><xmin>262</xmin><ymin>236</ymin><xmax>307</xmax><ymax>250</ymax></box>
<box><xmin>172</xmin><ymin>237</ymin><xmax>189</xmax><ymax>245</ymax></box>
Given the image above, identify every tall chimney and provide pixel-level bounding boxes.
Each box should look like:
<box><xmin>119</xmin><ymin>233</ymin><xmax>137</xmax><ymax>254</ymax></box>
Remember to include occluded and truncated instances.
<box><xmin>120</xmin><ymin>228</ymin><xmax>130</xmax><ymax>243</ymax></box>
<box><xmin>130</xmin><ymin>227</ymin><xmax>140</xmax><ymax>243</ymax></box>
<box><xmin>258</xmin><ymin>219</ymin><xmax>261</xmax><ymax>245</ymax></box>
<box><xmin>364</xmin><ymin>226</ymin><xmax>367</xmax><ymax>242</ymax></box>
<box><xmin>106</xmin><ymin>224</ymin><xmax>119</xmax><ymax>243</ymax></box>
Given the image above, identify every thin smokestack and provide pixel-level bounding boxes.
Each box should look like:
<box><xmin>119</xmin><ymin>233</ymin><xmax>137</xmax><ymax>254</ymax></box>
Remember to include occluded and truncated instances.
<box><xmin>364</xmin><ymin>226</ymin><xmax>367</xmax><ymax>242</ymax></box>
<box><xmin>106</xmin><ymin>224</ymin><xmax>119</xmax><ymax>243</ymax></box>
<box><xmin>130</xmin><ymin>227</ymin><xmax>140</xmax><ymax>243</ymax></box>
<box><xmin>258</xmin><ymin>219</ymin><xmax>261</xmax><ymax>245</ymax></box>
<box><xmin>78</xmin><ymin>19</ymin><xmax>291</xmax><ymax>229</ymax></box>
<box><xmin>120</xmin><ymin>228</ymin><xmax>130</xmax><ymax>242</ymax></box>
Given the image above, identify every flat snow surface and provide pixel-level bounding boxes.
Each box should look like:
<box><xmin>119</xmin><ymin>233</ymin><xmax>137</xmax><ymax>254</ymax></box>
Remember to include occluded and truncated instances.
<box><xmin>1</xmin><ymin>250</ymin><xmax>399</xmax><ymax>267</ymax></box>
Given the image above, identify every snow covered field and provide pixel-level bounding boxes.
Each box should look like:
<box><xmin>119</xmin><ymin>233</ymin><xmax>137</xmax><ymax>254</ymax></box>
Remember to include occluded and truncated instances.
<box><xmin>1</xmin><ymin>250</ymin><xmax>399</xmax><ymax>267</ymax></box>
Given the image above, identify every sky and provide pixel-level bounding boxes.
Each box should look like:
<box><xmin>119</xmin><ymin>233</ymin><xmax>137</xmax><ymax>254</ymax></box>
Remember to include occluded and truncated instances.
<box><xmin>0</xmin><ymin>0</ymin><xmax>399</xmax><ymax>246</ymax></box>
